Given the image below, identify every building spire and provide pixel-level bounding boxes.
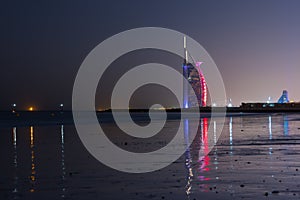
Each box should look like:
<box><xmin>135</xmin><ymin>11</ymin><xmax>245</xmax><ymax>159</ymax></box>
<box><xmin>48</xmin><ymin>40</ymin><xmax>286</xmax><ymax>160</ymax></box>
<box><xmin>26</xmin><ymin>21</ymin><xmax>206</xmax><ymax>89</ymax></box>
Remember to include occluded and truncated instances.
<box><xmin>183</xmin><ymin>36</ymin><xmax>188</xmax><ymax>64</ymax></box>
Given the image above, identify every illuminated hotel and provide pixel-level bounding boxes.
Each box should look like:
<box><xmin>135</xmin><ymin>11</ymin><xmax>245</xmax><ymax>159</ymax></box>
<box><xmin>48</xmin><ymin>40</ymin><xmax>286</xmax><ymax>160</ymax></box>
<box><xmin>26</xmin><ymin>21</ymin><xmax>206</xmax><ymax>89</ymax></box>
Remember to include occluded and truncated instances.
<box><xmin>183</xmin><ymin>36</ymin><xmax>207</xmax><ymax>108</ymax></box>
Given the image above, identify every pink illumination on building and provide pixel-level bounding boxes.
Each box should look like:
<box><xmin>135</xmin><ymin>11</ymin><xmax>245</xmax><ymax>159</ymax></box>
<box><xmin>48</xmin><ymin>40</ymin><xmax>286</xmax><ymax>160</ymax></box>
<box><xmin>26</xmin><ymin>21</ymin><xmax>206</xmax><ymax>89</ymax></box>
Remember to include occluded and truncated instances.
<box><xmin>195</xmin><ymin>62</ymin><xmax>207</xmax><ymax>107</ymax></box>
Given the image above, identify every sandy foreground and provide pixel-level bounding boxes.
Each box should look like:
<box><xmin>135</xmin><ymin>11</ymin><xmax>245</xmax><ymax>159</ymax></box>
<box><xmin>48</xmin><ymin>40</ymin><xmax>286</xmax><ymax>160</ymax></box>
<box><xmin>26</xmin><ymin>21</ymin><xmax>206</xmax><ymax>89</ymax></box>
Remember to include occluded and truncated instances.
<box><xmin>0</xmin><ymin>113</ymin><xmax>300</xmax><ymax>199</ymax></box>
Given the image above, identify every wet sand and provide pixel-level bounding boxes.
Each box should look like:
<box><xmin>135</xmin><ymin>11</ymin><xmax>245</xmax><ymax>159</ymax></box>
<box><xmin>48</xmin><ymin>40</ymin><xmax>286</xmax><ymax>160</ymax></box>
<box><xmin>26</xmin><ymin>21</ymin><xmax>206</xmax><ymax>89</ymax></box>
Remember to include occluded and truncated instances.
<box><xmin>0</xmin><ymin>113</ymin><xmax>300</xmax><ymax>199</ymax></box>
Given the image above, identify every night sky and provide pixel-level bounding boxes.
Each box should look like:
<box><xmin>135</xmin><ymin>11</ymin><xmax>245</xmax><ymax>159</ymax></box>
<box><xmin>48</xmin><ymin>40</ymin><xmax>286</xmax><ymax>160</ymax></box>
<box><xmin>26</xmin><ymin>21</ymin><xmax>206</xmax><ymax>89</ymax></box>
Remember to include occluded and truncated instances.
<box><xmin>1</xmin><ymin>0</ymin><xmax>300</xmax><ymax>110</ymax></box>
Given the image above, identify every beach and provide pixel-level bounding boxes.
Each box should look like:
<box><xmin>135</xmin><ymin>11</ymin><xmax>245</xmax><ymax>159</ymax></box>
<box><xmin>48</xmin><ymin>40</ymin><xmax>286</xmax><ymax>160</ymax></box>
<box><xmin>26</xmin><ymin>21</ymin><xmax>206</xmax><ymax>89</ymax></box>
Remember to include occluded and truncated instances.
<box><xmin>1</xmin><ymin>113</ymin><xmax>300</xmax><ymax>199</ymax></box>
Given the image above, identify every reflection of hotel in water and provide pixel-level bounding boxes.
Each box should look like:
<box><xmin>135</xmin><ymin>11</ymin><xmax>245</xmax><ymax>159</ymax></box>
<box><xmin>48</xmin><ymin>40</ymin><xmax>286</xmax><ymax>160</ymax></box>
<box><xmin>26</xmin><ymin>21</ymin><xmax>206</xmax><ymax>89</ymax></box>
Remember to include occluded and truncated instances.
<box><xmin>184</xmin><ymin>114</ymin><xmax>291</xmax><ymax>196</ymax></box>
<box><xmin>184</xmin><ymin>118</ymin><xmax>213</xmax><ymax>195</ymax></box>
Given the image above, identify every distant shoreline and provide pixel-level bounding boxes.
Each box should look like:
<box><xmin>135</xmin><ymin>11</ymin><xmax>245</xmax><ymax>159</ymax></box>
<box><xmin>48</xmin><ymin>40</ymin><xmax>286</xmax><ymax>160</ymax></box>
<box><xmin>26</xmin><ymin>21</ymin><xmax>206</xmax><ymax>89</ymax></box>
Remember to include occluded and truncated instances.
<box><xmin>0</xmin><ymin>107</ymin><xmax>299</xmax><ymax>127</ymax></box>
<box><xmin>2</xmin><ymin>106</ymin><xmax>300</xmax><ymax>116</ymax></box>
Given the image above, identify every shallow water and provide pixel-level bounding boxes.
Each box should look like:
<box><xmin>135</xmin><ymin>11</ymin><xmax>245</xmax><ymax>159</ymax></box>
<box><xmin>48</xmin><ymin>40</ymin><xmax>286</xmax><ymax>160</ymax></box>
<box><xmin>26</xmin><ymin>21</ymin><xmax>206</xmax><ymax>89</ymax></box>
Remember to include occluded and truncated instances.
<box><xmin>1</xmin><ymin>113</ymin><xmax>300</xmax><ymax>199</ymax></box>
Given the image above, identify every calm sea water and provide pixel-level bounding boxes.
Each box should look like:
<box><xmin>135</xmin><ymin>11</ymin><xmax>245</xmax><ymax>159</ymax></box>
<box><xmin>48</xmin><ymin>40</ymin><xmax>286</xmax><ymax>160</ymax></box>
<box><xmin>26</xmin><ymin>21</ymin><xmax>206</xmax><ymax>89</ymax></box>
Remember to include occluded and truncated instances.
<box><xmin>1</xmin><ymin>113</ymin><xmax>300</xmax><ymax>200</ymax></box>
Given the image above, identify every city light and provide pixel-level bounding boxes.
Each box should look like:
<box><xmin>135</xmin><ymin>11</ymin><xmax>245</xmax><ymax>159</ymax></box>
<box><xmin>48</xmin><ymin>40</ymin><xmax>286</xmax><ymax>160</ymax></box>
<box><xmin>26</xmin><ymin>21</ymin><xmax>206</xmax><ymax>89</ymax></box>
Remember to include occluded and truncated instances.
<box><xmin>12</xmin><ymin>103</ymin><xmax>16</xmax><ymax>113</ymax></box>
<box><xmin>29</xmin><ymin>107</ymin><xmax>34</xmax><ymax>111</ymax></box>
<box><xmin>227</xmin><ymin>98</ymin><xmax>233</xmax><ymax>107</ymax></box>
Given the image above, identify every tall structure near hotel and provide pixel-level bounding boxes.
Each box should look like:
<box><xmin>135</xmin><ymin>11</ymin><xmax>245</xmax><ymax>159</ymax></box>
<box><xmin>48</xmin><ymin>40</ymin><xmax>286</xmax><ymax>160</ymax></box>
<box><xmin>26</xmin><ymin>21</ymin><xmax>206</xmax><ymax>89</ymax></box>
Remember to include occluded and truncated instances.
<box><xmin>183</xmin><ymin>36</ymin><xmax>189</xmax><ymax>108</ymax></box>
<box><xmin>182</xmin><ymin>36</ymin><xmax>207</xmax><ymax>108</ymax></box>
<box><xmin>277</xmin><ymin>90</ymin><xmax>289</xmax><ymax>103</ymax></box>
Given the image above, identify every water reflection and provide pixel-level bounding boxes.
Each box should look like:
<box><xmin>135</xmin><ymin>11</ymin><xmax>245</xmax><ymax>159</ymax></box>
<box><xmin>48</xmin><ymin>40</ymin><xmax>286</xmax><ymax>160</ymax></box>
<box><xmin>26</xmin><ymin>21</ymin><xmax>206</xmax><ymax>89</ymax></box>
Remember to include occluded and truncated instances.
<box><xmin>269</xmin><ymin>115</ymin><xmax>272</xmax><ymax>140</ymax></box>
<box><xmin>229</xmin><ymin>117</ymin><xmax>233</xmax><ymax>148</ymax></box>
<box><xmin>188</xmin><ymin>114</ymin><xmax>293</xmax><ymax>196</ymax></box>
<box><xmin>61</xmin><ymin>125</ymin><xmax>66</xmax><ymax>198</ymax></box>
<box><xmin>283</xmin><ymin>115</ymin><xmax>289</xmax><ymax>136</ymax></box>
<box><xmin>29</xmin><ymin>126</ymin><xmax>36</xmax><ymax>193</ymax></box>
<box><xmin>199</xmin><ymin>118</ymin><xmax>210</xmax><ymax>173</ymax></box>
<box><xmin>184</xmin><ymin>118</ymin><xmax>213</xmax><ymax>196</ymax></box>
<box><xmin>184</xmin><ymin>119</ymin><xmax>193</xmax><ymax>198</ymax></box>
<box><xmin>12</xmin><ymin>127</ymin><xmax>18</xmax><ymax>198</ymax></box>
<box><xmin>228</xmin><ymin>117</ymin><xmax>234</xmax><ymax>194</ymax></box>
<box><xmin>213</xmin><ymin>121</ymin><xmax>217</xmax><ymax>145</ymax></box>
<box><xmin>268</xmin><ymin>115</ymin><xmax>273</xmax><ymax>155</ymax></box>
<box><xmin>212</xmin><ymin>121</ymin><xmax>219</xmax><ymax>171</ymax></box>
<box><xmin>196</xmin><ymin>118</ymin><xmax>211</xmax><ymax>192</ymax></box>
<box><xmin>10</xmin><ymin>125</ymin><xmax>67</xmax><ymax>198</ymax></box>
<box><xmin>5</xmin><ymin>114</ymin><xmax>296</xmax><ymax>199</ymax></box>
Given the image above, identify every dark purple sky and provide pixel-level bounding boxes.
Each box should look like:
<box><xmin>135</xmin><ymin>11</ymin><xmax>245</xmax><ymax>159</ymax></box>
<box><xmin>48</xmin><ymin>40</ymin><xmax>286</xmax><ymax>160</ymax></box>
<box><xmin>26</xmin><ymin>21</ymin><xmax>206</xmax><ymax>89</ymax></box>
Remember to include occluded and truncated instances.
<box><xmin>1</xmin><ymin>0</ymin><xmax>300</xmax><ymax>110</ymax></box>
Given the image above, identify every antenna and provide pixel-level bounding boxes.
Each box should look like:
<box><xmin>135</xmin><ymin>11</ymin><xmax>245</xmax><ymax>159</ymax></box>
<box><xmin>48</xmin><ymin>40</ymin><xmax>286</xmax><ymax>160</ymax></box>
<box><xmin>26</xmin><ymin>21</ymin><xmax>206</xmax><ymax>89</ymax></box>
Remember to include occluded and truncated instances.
<box><xmin>184</xmin><ymin>36</ymin><xmax>188</xmax><ymax>64</ymax></box>
<box><xmin>184</xmin><ymin>37</ymin><xmax>197</xmax><ymax>67</ymax></box>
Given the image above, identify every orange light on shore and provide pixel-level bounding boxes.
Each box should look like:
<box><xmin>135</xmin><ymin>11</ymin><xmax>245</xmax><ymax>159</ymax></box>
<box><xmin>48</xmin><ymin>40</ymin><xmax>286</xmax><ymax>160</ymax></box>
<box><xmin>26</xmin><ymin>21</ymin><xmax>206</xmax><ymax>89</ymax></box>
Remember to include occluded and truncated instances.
<box><xmin>29</xmin><ymin>107</ymin><xmax>34</xmax><ymax>111</ymax></box>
